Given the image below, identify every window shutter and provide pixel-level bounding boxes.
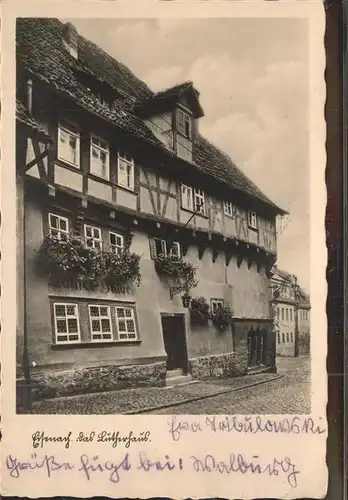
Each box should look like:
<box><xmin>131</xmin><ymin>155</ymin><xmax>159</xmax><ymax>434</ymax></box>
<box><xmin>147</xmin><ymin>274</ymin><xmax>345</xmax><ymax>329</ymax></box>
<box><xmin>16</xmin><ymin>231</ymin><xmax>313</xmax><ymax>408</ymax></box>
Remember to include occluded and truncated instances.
<box><xmin>149</xmin><ymin>238</ymin><xmax>157</xmax><ymax>259</ymax></box>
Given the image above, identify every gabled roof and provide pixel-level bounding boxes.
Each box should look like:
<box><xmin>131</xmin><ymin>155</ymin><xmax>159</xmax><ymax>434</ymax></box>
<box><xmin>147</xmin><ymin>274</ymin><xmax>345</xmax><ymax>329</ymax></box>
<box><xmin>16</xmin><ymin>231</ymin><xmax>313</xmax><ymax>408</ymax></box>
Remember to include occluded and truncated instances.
<box><xmin>137</xmin><ymin>81</ymin><xmax>204</xmax><ymax>119</ymax></box>
<box><xmin>16</xmin><ymin>100</ymin><xmax>51</xmax><ymax>141</ymax></box>
<box><xmin>16</xmin><ymin>17</ymin><xmax>286</xmax><ymax>215</ymax></box>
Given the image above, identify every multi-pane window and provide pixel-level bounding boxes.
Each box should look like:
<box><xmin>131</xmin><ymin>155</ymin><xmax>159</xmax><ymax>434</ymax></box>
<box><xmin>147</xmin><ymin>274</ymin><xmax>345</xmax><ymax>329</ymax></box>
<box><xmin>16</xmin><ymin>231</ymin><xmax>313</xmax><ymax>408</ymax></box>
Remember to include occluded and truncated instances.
<box><xmin>149</xmin><ymin>237</ymin><xmax>181</xmax><ymax>259</ymax></box>
<box><xmin>181</xmin><ymin>184</ymin><xmax>205</xmax><ymax>214</ymax></box>
<box><xmin>176</xmin><ymin>108</ymin><xmax>192</xmax><ymax>139</ymax></box>
<box><xmin>90</xmin><ymin>136</ymin><xmax>109</xmax><ymax>180</ymax></box>
<box><xmin>53</xmin><ymin>303</ymin><xmax>80</xmax><ymax>344</ymax></box>
<box><xmin>115</xmin><ymin>306</ymin><xmax>137</xmax><ymax>340</ymax></box>
<box><xmin>211</xmin><ymin>299</ymin><xmax>224</xmax><ymax>315</ymax></box>
<box><xmin>48</xmin><ymin>213</ymin><xmax>69</xmax><ymax>241</ymax></box>
<box><xmin>109</xmin><ymin>232</ymin><xmax>124</xmax><ymax>255</ymax></box>
<box><xmin>248</xmin><ymin>211</ymin><xmax>258</xmax><ymax>230</ymax></box>
<box><xmin>286</xmin><ymin>308</ymin><xmax>289</xmax><ymax>321</ymax></box>
<box><xmin>84</xmin><ymin>225</ymin><xmax>102</xmax><ymax>250</ymax></box>
<box><xmin>88</xmin><ymin>305</ymin><xmax>112</xmax><ymax>342</ymax></box>
<box><xmin>117</xmin><ymin>151</ymin><xmax>134</xmax><ymax>190</ymax></box>
<box><xmin>290</xmin><ymin>332</ymin><xmax>293</xmax><ymax>342</ymax></box>
<box><xmin>224</xmin><ymin>201</ymin><xmax>233</xmax><ymax>217</ymax></box>
<box><xmin>286</xmin><ymin>332</ymin><xmax>290</xmax><ymax>342</ymax></box>
<box><xmin>277</xmin><ymin>333</ymin><xmax>280</xmax><ymax>344</ymax></box>
<box><xmin>58</xmin><ymin>121</ymin><xmax>80</xmax><ymax>167</ymax></box>
<box><xmin>194</xmin><ymin>189</ymin><xmax>206</xmax><ymax>215</ymax></box>
<box><xmin>290</xmin><ymin>309</ymin><xmax>293</xmax><ymax>321</ymax></box>
<box><xmin>282</xmin><ymin>333</ymin><xmax>285</xmax><ymax>343</ymax></box>
<box><xmin>281</xmin><ymin>308</ymin><xmax>284</xmax><ymax>321</ymax></box>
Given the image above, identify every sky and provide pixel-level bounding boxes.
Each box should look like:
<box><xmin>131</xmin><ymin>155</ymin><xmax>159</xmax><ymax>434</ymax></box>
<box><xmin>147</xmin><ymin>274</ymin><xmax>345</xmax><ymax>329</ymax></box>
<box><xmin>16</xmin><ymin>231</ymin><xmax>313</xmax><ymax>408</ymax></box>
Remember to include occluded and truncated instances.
<box><xmin>68</xmin><ymin>17</ymin><xmax>310</xmax><ymax>291</ymax></box>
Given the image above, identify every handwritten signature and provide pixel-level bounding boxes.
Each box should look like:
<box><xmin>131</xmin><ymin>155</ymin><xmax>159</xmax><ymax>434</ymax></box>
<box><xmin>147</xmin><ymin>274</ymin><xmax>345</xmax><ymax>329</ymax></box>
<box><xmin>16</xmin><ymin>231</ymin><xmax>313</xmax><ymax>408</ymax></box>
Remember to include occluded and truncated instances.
<box><xmin>5</xmin><ymin>451</ymin><xmax>299</xmax><ymax>487</ymax></box>
<box><xmin>168</xmin><ymin>415</ymin><xmax>327</xmax><ymax>441</ymax></box>
<box><xmin>190</xmin><ymin>453</ymin><xmax>299</xmax><ymax>488</ymax></box>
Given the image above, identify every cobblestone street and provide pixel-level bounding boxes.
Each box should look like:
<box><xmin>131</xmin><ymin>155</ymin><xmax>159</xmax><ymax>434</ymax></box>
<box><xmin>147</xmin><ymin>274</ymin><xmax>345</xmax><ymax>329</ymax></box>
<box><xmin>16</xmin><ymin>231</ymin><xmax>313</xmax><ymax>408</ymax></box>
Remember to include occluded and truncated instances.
<box><xmin>150</xmin><ymin>355</ymin><xmax>311</xmax><ymax>414</ymax></box>
<box><xmin>32</xmin><ymin>355</ymin><xmax>310</xmax><ymax>415</ymax></box>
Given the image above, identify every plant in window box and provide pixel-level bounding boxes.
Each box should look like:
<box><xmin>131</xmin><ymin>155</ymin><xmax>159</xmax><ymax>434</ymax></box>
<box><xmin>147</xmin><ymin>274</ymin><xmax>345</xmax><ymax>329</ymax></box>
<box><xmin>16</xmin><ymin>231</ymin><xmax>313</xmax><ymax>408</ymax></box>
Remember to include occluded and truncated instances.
<box><xmin>154</xmin><ymin>253</ymin><xmax>197</xmax><ymax>291</ymax></box>
<box><xmin>37</xmin><ymin>236</ymin><xmax>142</xmax><ymax>290</ymax></box>
<box><xmin>100</xmin><ymin>249</ymin><xmax>142</xmax><ymax>289</ymax></box>
<box><xmin>211</xmin><ymin>304</ymin><xmax>233</xmax><ymax>332</ymax></box>
<box><xmin>189</xmin><ymin>297</ymin><xmax>210</xmax><ymax>325</ymax></box>
<box><xmin>38</xmin><ymin>236</ymin><xmax>95</xmax><ymax>284</ymax></box>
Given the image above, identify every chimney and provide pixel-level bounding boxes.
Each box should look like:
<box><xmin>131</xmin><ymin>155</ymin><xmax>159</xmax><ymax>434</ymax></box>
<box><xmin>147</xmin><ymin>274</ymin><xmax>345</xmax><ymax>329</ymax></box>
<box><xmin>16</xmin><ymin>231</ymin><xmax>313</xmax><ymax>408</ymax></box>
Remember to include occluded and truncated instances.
<box><xmin>62</xmin><ymin>22</ymin><xmax>78</xmax><ymax>59</ymax></box>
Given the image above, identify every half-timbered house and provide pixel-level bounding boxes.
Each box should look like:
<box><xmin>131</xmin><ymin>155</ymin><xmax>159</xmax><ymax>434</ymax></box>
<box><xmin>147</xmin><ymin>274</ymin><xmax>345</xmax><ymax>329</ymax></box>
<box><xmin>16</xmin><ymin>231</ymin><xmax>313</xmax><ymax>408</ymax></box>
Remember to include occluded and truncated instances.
<box><xmin>16</xmin><ymin>18</ymin><xmax>286</xmax><ymax>399</ymax></box>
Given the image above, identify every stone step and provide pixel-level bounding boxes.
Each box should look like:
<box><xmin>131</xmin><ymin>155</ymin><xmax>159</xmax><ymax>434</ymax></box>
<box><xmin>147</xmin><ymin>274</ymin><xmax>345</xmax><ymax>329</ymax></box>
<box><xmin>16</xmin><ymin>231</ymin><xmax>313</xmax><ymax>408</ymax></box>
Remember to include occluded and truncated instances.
<box><xmin>165</xmin><ymin>374</ymin><xmax>195</xmax><ymax>388</ymax></box>
<box><xmin>247</xmin><ymin>364</ymin><xmax>270</xmax><ymax>375</ymax></box>
<box><xmin>166</xmin><ymin>369</ymin><xmax>184</xmax><ymax>379</ymax></box>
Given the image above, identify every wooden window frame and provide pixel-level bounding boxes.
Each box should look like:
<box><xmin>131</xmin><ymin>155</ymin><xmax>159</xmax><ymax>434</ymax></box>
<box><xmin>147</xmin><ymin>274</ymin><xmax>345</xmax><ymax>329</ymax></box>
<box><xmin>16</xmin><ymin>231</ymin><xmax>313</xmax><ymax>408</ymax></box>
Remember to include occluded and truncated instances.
<box><xmin>248</xmin><ymin>211</ymin><xmax>258</xmax><ymax>230</ymax></box>
<box><xmin>181</xmin><ymin>184</ymin><xmax>194</xmax><ymax>211</ymax></box>
<box><xmin>149</xmin><ymin>237</ymin><xmax>181</xmax><ymax>259</ymax></box>
<box><xmin>84</xmin><ymin>224</ymin><xmax>103</xmax><ymax>250</ymax></box>
<box><xmin>90</xmin><ymin>135</ymin><xmax>110</xmax><ymax>180</ymax></box>
<box><xmin>53</xmin><ymin>302</ymin><xmax>81</xmax><ymax>345</ymax></box>
<box><xmin>57</xmin><ymin>120</ymin><xmax>80</xmax><ymax>168</ymax></box>
<box><xmin>176</xmin><ymin>107</ymin><xmax>192</xmax><ymax>139</ymax></box>
<box><xmin>117</xmin><ymin>151</ymin><xmax>135</xmax><ymax>191</ymax></box>
<box><xmin>115</xmin><ymin>305</ymin><xmax>138</xmax><ymax>341</ymax></box>
<box><xmin>223</xmin><ymin>201</ymin><xmax>234</xmax><ymax>217</ymax></box>
<box><xmin>109</xmin><ymin>231</ymin><xmax>124</xmax><ymax>255</ymax></box>
<box><xmin>88</xmin><ymin>304</ymin><xmax>113</xmax><ymax>342</ymax></box>
<box><xmin>210</xmin><ymin>298</ymin><xmax>224</xmax><ymax>315</ymax></box>
<box><xmin>194</xmin><ymin>188</ymin><xmax>206</xmax><ymax>215</ymax></box>
<box><xmin>48</xmin><ymin>213</ymin><xmax>69</xmax><ymax>241</ymax></box>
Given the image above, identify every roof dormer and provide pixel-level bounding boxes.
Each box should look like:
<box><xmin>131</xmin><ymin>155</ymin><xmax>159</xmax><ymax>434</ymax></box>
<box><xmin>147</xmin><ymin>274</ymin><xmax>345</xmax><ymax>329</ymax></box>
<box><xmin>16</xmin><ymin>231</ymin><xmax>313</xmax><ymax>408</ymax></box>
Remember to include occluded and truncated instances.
<box><xmin>137</xmin><ymin>81</ymin><xmax>203</xmax><ymax>162</ymax></box>
<box><xmin>137</xmin><ymin>81</ymin><xmax>204</xmax><ymax>120</ymax></box>
<box><xmin>62</xmin><ymin>22</ymin><xmax>78</xmax><ymax>59</ymax></box>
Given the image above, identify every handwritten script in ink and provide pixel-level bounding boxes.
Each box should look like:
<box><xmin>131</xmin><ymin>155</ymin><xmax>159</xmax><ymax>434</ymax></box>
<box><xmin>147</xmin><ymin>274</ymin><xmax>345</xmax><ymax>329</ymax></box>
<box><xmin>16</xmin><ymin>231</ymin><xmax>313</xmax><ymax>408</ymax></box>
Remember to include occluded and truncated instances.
<box><xmin>5</xmin><ymin>451</ymin><xmax>300</xmax><ymax>487</ymax></box>
<box><xmin>168</xmin><ymin>415</ymin><xmax>327</xmax><ymax>441</ymax></box>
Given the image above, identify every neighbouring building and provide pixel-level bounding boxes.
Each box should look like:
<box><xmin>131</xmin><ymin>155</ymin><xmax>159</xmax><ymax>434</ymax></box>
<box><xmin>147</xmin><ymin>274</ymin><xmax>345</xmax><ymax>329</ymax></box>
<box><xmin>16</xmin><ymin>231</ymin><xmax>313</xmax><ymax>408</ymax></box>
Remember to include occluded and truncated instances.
<box><xmin>270</xmin><ymin>267</ymin><xmax>310</xmax><ymax>357</ymax></box>
<box><xmin>298</xmin><ymin>289</ymin><xmax>311</xmax><ymax>355</ymax></box>
<box><xmin>16</xmin><ymin>18</ymin><xmax>286</xmax><ymax>403</ymax></box>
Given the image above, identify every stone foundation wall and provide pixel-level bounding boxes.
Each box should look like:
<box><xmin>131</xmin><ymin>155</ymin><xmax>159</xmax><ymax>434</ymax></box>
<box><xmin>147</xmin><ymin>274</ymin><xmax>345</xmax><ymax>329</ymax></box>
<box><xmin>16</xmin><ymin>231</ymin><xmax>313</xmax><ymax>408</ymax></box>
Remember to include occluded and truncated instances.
<box><xmin>189</xmin><ymin>349</ymin><xmax>248</xmax><ymax>379</ymax></box>
<box><xmin>17</xmin><ymin>361</ymin><xmax>166</xmax><ymax>402</ymax></box>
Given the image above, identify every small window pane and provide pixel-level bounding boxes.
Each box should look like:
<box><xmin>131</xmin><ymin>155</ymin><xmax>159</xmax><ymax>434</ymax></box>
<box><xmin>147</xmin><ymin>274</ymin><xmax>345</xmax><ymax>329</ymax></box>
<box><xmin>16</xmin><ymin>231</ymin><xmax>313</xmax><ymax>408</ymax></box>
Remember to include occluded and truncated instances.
<box><xmin>67</xmin><ymin>318</ymin><xmax>78</xmax><ymax>332</ymax></box>
<box><xmin>56</xmin><ymin>319</ymin><xmax>67</xmax><ymax>333</ymax></box>
<box><xmin>118</xmin><ymin>320</ymin><xmax>126</xmax><ymax>331</ymax></box>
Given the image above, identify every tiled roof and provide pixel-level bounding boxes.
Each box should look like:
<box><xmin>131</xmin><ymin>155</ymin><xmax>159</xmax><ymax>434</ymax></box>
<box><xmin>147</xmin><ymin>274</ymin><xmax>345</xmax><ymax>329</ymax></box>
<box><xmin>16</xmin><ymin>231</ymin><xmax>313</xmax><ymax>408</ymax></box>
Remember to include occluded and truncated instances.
<box><xmin>16</xmin><ymin>99</ymin><xmax>51</xmax><ymax>140</ymax></box>
<box><xmin>16</xmin><ymin>18</ymin><xmax>285</xmax><ymax>214</ymax></box>
<box><xmin>154</xmin><ymin>81</ymin><xmax>194</xmax><ymax>99</ymax></box>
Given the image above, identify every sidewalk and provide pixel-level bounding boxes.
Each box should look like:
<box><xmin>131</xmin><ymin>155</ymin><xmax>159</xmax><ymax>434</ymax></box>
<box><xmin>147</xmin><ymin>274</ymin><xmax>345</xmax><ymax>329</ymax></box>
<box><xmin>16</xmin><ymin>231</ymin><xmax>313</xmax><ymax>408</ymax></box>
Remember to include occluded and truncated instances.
<box><xmin>32</xmin><ymin>372</ymin><xmax>282</xmax><ymax>415</ymax></box>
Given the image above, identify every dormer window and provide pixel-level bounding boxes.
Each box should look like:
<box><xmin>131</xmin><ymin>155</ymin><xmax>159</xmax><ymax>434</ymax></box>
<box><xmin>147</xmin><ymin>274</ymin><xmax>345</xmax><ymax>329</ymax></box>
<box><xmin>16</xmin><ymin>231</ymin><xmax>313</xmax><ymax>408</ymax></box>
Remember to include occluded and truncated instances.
<box><xmin>62</xmin><ymin>22</ymin><xmax>78</xmax><ymax>60</ymax></box>
<box><xmin>176</xmin><ymin>108</ymin><xmax>192</xmax><ymax>139</ymax></box>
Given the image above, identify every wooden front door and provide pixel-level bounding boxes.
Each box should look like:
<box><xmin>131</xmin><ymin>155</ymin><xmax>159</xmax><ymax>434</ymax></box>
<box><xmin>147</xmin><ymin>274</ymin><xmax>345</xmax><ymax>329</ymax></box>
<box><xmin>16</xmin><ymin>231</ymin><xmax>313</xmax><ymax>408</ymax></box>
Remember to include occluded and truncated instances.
<box><xmin>161</xmin><ymin>314</ymin><xmax>188</xmax><ymax>373</ymax></box>
<box><xmin>248</xmin><ymin>328</ymin><xmax>267</xmax><ymax>367</ymax></box>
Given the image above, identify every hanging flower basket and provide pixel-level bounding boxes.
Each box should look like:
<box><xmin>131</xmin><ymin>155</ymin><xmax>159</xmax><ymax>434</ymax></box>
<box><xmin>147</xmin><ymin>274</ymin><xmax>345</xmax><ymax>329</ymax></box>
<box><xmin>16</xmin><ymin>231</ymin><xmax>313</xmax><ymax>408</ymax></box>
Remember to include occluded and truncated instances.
<box><xmin>37</xmin><ymin>236</ymin><xmax>142</xmax><ymax>290</ymax></box>
<box><xmin>155</xmin><ymin>254</ymin><xmax>197</xmax><ymax>291</ymax></box>
<box><xmin>189</xmin><ymin>297</ymin><xmax>210</xmax><ymax>325</ymax></box>
<box><xmin>212</xmin><ymin>304</ymin><xmax>233</xmax><ymax>331</ymax></box>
